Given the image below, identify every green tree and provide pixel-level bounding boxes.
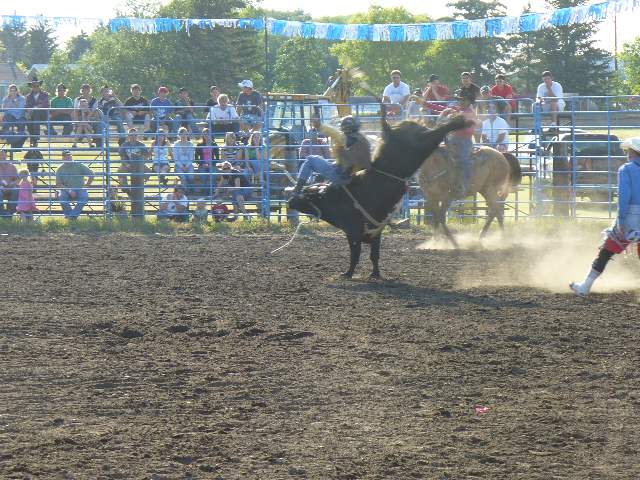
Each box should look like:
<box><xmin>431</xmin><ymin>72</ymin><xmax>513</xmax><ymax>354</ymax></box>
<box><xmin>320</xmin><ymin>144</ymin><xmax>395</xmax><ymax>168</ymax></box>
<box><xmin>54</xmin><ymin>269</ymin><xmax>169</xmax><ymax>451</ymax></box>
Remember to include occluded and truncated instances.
<box><xmin>156</xmin><ymin>0</ymin><xmax>264</xmax><ymax>100</ymax></box>
<box><xmin>75</xmin><ymin>0</ymin><xmax>264</xmax><ymax>102</ymax></box>
<box><xmin>0</xmin><ymin>22</ymin><xmax>27</xmax><ymax>64</ymax></box>
<box><xmin>40</xmin><ymin>51</ymin><xmax>105</xmax><ymax>97</ymax></box>
<box><xmin>621</xmin><ymin>39</ymin><xmax>640</xmax><ymax>94</ymax></box>
<box><xmin>241</xmin><ymin>7</ymin><xmax>315</xmax><ymax>91</ymax></box>
<box><xmin>423</xmin><ymin>41</ymin><xmax>475</xmax><ymax>89</ymax></box>
<box><xmin>273</xmin><ymin>38</ymin><xmax>338</xmax><ymax>93</ymax></box>
<box><xmin>67</xmin><ymin>32</ymin><xmax>92</xmax><ymax>62</ymax></box>
<box><xmin>329</xmin><ymin>6</ymin><xmax>432</xmax><ymax>95</ymax></box>
<box><xmin>23</xmin><ymin>22</ymin><xmax>57</xmax><ymax>66</ymax></box>
<box><xmin>507</xmin><ymin>0</ymin><xmax>611</xmax><ymax>96</ymax></box>
<box><xmin>442</xmin><ymin>0</ymin><xmax>507</xmax><ymax>87</ymax></box>
<box><xmin>502</xmin><ymin>3</ymin><xmax>541</xmax><ymax>94</ymax></box>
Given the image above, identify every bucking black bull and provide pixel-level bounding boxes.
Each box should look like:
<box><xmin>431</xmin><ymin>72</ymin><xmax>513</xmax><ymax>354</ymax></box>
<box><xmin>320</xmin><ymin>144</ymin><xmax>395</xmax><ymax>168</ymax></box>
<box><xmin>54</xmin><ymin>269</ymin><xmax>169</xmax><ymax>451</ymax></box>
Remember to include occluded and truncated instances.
<box><xmin>288</xmin><ymin>116</ymin><xmax>471</xmax><ymax>278</ymax></box>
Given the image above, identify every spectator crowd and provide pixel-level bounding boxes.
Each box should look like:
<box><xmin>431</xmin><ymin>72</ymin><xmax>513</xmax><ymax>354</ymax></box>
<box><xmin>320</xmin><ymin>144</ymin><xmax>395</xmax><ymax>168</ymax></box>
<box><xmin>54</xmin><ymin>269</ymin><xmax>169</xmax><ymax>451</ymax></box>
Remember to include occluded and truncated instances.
<box><xmin>0</xmin><ymin>68</ymin><xmax>564</xmax><ymax>222</ymax></box>
<box><xmin>0</xmin><ymin>77</ymin><xmax>267</xmax><ymax>221</ymax></box>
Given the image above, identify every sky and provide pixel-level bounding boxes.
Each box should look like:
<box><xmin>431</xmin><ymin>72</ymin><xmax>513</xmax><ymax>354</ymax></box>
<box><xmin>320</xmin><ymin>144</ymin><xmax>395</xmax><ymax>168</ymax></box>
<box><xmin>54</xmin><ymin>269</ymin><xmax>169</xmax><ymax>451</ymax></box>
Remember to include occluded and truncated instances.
<box><xmin>0</xmin><ymin>0</ymin><xmax>635</xmax><ymax>53</ymax></box>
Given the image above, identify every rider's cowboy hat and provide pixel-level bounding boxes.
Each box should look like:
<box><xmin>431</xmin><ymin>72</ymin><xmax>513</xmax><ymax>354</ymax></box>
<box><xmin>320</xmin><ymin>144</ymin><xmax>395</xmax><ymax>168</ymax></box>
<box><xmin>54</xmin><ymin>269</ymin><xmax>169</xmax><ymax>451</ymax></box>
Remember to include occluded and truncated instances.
<box><xmin>621</xmin><ymin>137</ymin><xmax>640</xmax><ymax>154</ymax></box>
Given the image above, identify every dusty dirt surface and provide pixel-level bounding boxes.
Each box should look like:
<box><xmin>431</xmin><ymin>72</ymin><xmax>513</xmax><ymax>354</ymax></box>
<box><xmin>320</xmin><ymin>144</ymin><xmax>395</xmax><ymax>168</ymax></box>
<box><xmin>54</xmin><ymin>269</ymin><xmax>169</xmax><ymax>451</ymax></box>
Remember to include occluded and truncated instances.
<box><xmin>1</xmin><ymin>231</ymin><xmax>640</xmax><ymax>479</ymax></box>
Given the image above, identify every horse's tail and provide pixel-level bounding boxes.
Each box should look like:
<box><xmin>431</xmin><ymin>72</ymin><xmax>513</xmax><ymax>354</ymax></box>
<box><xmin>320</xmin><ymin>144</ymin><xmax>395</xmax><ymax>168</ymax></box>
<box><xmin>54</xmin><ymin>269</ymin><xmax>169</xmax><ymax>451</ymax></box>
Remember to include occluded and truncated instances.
<box><xmin>503</xmin><ymin>152</ymin><xmax>522</xmax><ymax>187</ymax></box>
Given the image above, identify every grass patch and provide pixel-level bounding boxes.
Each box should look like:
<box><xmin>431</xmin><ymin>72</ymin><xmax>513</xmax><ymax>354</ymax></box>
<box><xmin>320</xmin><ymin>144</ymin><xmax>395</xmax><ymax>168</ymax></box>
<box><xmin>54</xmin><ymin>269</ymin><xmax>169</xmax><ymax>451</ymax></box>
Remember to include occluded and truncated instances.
<box><xmin>0</xmin><ymin>215</ymin><xmax>611</xmax><ymax>238</ymax></box>
<box><xmin>0</xmin><ymin>216</ymin><xmax>325</xmax><ymax>236</ymax></box>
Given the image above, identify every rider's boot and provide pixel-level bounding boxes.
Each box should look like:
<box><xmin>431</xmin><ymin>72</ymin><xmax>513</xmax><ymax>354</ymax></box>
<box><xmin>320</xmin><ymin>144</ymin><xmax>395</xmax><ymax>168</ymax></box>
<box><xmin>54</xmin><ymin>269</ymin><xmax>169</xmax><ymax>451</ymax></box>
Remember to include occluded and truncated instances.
<box><xmin>569</xmin><ymin>268</ymin><xmax>599</xmax><ymax>297</ymax></box>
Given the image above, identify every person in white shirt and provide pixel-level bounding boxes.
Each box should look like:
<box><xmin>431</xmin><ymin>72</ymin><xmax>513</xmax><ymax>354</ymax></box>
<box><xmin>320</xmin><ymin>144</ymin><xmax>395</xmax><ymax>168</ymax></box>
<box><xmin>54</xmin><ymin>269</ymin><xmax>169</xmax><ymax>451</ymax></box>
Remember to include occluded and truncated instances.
<box><xmin>481</xmin><ymin>103</ymin><xmax>510</xmax><ymax>153</ymax></box>
<box><xmin>158</xmin><ymin>183</ymin><xmax>189</xmax><ymax>222</ymax></box>
<box><xmin>206</xmin><ymin>94</ymin><xmax>239</xmax><ymax>123</ymax></box>
<box><xmin>536</xmin><ymin>70</ymin><xmax>565</xmax><ymax>125</ymax></box>
<box><xmin>382</xmin><ymin>69</ymin><xmax>410</xmax><ymax>116</ymax></box>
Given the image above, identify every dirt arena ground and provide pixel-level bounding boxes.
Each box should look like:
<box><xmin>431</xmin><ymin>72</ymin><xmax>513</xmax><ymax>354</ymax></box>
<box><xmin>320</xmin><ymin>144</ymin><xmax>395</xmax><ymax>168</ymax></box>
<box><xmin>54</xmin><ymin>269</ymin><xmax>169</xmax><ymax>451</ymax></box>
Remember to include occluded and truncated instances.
<box><xmin>1</xmin><ymin>227</ymin><xmax>640</xmax><ymax>479</ymax></box>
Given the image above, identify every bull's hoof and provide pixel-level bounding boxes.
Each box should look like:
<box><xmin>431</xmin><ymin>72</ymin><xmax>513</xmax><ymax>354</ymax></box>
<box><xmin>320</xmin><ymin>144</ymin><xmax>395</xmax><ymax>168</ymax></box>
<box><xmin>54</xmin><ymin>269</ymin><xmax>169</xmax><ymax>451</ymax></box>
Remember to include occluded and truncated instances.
<box><xmin>341</xmin><ymin>271</ymin><xmax>354</xmax><ymax>279</ymax></box>
<box><xmin>369</xmin><ymin>271</ymin><xmax>381</xmax><ymax>280</ymax></box>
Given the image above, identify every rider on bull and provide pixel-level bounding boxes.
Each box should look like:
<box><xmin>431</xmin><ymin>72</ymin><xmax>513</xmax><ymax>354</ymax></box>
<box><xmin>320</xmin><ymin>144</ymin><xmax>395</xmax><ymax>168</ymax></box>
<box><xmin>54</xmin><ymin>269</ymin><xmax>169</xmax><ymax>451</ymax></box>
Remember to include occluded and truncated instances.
<box><xmin>438</xmin><ymin>87</ymin><xmax>479</xmax><ymax>198</ymax></box>
<box><xmin>570</xmin><ymin>137</ymin><xmax>640</xmax><ymax>296</ymax></box>
<box><xmin>293</xmin><ymin>115</ymin><xmax>371</xmax><ymax>194</ymax></box>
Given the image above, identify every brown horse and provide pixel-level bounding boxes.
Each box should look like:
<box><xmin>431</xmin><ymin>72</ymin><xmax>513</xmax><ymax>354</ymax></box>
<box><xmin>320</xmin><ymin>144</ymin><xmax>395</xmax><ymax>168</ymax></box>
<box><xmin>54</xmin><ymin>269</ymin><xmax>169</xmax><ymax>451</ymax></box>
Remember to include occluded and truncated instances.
<box><xmin>417</xmin><ymin>146</ymin><xmax>522</xmax><ymax>246</ymax></box>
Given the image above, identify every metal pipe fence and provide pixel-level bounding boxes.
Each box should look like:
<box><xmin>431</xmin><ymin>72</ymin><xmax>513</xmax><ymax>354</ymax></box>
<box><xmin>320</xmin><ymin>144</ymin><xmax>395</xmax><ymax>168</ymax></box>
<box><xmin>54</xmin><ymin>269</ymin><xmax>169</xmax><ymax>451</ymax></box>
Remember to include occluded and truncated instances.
<box><xmin>0</xmin><ymin>97</ymin><xmax>637</xmax><ymax>223</ymax></box>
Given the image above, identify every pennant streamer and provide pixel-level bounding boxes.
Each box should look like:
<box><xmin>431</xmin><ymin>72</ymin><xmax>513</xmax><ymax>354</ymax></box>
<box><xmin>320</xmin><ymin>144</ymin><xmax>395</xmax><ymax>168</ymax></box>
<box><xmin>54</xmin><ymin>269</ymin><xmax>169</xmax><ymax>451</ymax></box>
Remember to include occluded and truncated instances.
<box><xmin>1</xmin><ymin>0</ymin><xmax>638</xmax><ymax>42</ymax></box>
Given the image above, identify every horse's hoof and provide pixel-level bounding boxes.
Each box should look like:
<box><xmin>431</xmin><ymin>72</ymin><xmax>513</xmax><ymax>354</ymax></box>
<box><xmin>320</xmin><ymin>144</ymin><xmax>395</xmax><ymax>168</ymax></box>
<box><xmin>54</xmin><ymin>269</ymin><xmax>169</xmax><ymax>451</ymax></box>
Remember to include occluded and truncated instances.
<box><xmin>369</xmin><ymin>272</ymin><xmax>381</xmax><ymax>280</ymax></box>
<box><xmin>341</xmin><ymin>272</ymin><xmax>354</xmax><ymax>279</ymax></box>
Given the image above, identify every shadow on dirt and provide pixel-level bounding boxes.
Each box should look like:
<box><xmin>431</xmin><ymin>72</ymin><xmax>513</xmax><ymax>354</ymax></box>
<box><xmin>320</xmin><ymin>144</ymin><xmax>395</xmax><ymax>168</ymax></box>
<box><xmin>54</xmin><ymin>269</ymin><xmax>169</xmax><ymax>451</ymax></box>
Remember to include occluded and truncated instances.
<box><xmin>331</xmin><ymin>279</ymin><xmax>541</xmax><ymax>309</ymax></box>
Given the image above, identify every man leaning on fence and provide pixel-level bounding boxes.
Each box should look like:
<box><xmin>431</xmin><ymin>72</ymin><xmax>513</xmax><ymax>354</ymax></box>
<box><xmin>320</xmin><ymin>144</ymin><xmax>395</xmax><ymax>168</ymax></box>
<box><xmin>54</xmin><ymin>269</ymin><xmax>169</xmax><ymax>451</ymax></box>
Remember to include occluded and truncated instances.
<box><xmin>119</xmin><ymin>128</ymin><xmax>150</xmax><ymax>218</ymax></box>
<box><xmin>56</xmin><ymin>149</ymin><xmax>94</xmax><ymax>219</ymax></box>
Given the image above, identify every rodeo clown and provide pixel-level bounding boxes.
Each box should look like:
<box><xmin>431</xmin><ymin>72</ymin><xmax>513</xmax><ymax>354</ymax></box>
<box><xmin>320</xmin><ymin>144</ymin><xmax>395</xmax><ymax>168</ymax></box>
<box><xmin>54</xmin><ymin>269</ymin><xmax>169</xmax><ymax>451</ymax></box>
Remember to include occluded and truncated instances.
<box><xmin>292</xmin><ymin>115</ymin><xmax>371</xmax><ymax>194</ymax></box>
<box><xmin>570</xmin><ymin>137</ymin><xmax>640</xmax><ymax>296</ymax></box>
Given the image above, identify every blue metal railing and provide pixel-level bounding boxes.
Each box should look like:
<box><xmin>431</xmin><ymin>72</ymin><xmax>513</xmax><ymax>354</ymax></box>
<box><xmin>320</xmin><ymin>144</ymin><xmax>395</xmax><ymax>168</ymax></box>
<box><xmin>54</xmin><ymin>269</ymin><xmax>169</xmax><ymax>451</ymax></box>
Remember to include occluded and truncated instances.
<box><xmin>0</xmin><ymin>96</ymin><xmax>636</xmax><ymax>222</ymax></box>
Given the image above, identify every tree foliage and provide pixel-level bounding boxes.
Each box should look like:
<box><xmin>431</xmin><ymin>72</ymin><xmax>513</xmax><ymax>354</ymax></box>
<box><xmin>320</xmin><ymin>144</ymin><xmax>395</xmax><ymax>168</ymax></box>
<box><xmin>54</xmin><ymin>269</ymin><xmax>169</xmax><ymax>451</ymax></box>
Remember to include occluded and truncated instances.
<box><xmin>442</xmin><ymin>0</ymin><xmax>507</xmax><ymax>87</ymax></box>
<box><xmin>0</xmin><ymin>1</ymin><xmax>617</xmax><ymax>100</ymax></box>
<box><xmin>40</xmin><ymin>51</ymin><xmax>104</xmax><ymax>97</ymax></box>
<box><xmin>56</xmin><ymin>0</ymin><xmax>266</xmax><ymax>102</ymax></box>
<box><xmin>0</xmin><ymin>23</ymin><xmax>27</xmax><ymax>64</ymax></box>
<box><xmin>67</xmin><ymin>32</ymin><xmax>92</xmax><ymax>62</ymax></box>
<box><xmin>507</xmin><ymin>0</ymin><xmax>611</xmax><ymax>96</ymax></box>
<box><xmin>502</xmin><ymin>3</ymin><xmax>542</xmax><ymax>94</ymax></box>
<box><xmin>330</xmin><ymin>7</ymin><xmax>431</xmax><ymax>94</ymax></box>
<box><xmin>621</xmin><ymin>39</ymin><xmax>640</xmax><ymax>94</ymax></box>
<box><xmin>273</xmin><ymin>38</ymin><xmax>338</xmax><ymax>94</ymax></box>
<box><xmin>23</xmin><ymin>23</ymin><xmax>58</xmax><ymax>66</ymax></box>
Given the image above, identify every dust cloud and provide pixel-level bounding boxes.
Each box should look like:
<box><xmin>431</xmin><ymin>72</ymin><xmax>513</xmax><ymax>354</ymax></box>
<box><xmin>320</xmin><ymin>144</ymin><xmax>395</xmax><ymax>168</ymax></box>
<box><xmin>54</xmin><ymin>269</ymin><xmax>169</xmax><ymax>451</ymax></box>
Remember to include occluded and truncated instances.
<box><xmin>417</xmin><ymin>222</ymin><xmax>640</xmax><ymax>294</ymax></box>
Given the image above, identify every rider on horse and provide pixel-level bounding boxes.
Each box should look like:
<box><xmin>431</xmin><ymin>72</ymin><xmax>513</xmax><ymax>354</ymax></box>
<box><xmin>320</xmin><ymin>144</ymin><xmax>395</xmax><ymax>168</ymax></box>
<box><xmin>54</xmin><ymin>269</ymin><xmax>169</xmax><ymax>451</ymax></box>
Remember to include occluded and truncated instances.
<box><xmin>438</xmin><ymin>88</ymin><xmax>479</xmax><ymax>198</ymax></box>
<box><xmin>293</xmin><ymin>115</ymin><xmax>372</xmax><ymax>194</ymax></box>
<box><xmin>570</xmin><ymin>136</ymin><xmax>640</xmax><ymax>296</ymax></box>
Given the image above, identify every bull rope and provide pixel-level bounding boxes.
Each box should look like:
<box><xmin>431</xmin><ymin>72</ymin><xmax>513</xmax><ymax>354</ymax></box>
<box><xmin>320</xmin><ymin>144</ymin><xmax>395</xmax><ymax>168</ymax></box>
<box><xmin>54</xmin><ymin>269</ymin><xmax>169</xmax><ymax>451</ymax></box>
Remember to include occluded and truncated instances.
<box><xmin>269</xmin><ymin>200</ymin><xmax>322</xmax><ymax>255</ymax></box>
<box><xmin>269</xmin><ymin>221</ymin><xmax>306</xmax><ymax>254</ymax></box>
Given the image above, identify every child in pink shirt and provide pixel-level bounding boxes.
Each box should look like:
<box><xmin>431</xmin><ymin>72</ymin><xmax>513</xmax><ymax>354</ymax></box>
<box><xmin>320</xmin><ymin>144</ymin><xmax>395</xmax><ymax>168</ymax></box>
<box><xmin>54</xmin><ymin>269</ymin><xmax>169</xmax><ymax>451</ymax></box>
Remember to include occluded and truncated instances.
<box><xmin>16</xmin><ymin>169</ymin><xmax>37</xmax><ymax>221</ymax></box>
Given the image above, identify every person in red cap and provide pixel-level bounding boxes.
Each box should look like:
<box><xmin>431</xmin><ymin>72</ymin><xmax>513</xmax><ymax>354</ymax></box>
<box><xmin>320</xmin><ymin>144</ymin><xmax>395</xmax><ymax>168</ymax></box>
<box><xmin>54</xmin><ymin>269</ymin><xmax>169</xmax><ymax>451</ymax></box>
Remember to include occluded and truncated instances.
<box><xmin>150</xmin><ymin>86</ymin><xmax>176</xmax><ymax>136</ymax></box>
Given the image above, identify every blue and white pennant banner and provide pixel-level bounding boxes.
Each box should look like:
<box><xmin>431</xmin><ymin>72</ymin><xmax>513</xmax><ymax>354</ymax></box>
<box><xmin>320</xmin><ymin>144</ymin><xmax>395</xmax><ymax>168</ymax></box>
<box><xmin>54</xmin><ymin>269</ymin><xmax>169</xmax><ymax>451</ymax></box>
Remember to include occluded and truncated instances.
<box><xmin>1</xmin><ymin>0</ymin><xmax>639</xmax><ymax>41</ymax></box>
